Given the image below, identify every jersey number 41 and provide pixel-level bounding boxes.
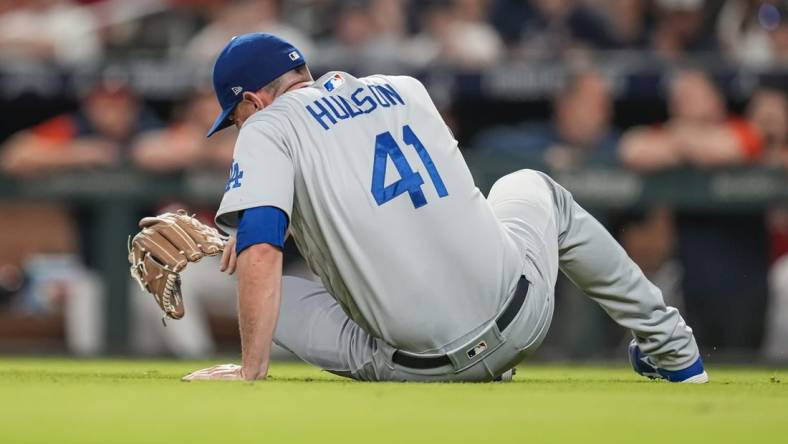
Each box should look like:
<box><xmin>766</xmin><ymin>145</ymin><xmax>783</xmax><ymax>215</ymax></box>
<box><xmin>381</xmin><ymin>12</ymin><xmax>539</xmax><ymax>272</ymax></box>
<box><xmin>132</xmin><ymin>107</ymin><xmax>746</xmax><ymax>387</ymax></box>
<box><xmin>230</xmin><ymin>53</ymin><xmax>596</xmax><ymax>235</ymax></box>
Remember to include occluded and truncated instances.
<box><xmin>371</xmin><ymin>125</ymin><xmax>448</xmax><ymax>209</ymax></box>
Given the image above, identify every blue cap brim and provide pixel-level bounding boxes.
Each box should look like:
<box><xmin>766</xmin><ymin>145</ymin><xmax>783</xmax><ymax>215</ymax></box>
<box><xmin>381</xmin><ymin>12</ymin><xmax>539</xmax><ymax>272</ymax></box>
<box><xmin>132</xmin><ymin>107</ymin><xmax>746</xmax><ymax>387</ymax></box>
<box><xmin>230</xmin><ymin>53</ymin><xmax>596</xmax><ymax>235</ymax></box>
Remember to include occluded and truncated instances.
<box><xmin>206</xmin><ymin>107</ymin><xmax>234</xmax><ymax>137</ymax></box>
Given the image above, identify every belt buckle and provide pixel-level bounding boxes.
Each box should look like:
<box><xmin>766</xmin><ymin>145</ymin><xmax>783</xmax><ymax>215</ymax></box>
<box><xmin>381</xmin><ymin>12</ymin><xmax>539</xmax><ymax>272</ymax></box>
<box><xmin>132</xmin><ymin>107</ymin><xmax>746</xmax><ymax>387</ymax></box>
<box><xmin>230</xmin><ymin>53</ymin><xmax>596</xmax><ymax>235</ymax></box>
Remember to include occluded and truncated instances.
<box><xmin>446</xmin><ymin>322</ymin><xmax>505</xmax><ymax>372</ymax></box>
<box><xmin>466</xmin><ymin>340</ymin><xmax>488</xmax><ymax>359</ymax></box>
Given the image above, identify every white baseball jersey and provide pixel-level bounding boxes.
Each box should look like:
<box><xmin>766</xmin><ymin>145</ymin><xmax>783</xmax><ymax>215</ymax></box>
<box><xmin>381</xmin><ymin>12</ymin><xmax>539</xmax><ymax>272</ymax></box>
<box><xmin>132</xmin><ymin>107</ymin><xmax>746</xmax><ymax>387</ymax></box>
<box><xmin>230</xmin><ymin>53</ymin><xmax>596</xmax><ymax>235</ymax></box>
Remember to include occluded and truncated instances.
<box><xmin>216</xmin><ymin>71</ymin><xmax>523</xmax><ymax>353</ymax></box>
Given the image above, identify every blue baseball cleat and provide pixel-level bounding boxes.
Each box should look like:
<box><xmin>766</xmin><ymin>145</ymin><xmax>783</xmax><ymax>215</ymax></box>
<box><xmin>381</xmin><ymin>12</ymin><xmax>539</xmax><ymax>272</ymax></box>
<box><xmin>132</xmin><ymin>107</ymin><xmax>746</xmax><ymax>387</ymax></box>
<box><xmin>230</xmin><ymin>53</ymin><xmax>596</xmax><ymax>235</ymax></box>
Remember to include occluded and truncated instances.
<box><xmin>628</xmin><ymin>340</ymin><xmax>708</xmax><ymax>383</ymax></box>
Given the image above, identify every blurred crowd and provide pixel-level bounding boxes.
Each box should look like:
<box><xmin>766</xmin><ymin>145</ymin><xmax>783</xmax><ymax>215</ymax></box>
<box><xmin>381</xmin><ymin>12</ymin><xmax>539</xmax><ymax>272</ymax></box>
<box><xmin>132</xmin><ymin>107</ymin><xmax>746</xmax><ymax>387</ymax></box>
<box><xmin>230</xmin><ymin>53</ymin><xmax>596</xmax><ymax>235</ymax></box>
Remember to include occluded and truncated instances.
<box><xmin>0</xmin><ymin>0</ymin><xmax>786</xmax><ymax>362</ymax></box>
<box><xmin>2</xmin><ymin>0</ymin><xmax>788</xmax><ymax>68</ymax></box>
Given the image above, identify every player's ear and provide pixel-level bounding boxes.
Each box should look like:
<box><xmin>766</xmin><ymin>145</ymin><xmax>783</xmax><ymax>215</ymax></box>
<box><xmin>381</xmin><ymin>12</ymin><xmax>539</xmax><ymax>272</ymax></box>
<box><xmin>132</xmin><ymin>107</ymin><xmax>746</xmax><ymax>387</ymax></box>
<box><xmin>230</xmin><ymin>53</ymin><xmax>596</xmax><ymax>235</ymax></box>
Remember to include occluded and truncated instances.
<box><xmin>242</xmin><ymin>91</ymin><xmax>264</xmax><ymax>110</ymax></box>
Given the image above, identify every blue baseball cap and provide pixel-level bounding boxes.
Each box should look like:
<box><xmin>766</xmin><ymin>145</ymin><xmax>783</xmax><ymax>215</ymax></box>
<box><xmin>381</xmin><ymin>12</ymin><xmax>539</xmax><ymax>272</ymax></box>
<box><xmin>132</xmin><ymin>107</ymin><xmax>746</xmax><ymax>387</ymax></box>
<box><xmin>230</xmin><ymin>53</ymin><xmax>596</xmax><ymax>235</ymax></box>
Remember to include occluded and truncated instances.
<box><xmin>207</xmin><ymin>33</ymin><xmax>306</xmax><ymax>137</ymax></box>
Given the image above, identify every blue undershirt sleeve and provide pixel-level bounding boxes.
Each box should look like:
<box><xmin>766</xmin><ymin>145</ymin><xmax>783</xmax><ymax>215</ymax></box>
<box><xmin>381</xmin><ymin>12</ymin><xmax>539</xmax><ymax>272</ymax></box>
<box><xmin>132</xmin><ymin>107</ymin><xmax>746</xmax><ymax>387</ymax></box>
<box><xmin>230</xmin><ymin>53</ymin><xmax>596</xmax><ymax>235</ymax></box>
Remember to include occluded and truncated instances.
<box><xmin>235</xmin><ymin>206</ymin><xmax>289</xmax><ymax>255</ymax></box>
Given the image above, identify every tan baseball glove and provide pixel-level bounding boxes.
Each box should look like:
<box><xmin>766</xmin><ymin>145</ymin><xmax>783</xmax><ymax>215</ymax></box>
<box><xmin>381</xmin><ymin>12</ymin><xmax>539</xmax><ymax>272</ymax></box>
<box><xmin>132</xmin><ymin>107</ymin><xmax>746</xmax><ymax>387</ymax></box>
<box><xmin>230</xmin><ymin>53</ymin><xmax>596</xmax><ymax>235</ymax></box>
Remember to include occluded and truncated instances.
<box><xmin>128</xmin><ymin>210</ymin><xmax>227</xmax><ymax>324</ymax></box>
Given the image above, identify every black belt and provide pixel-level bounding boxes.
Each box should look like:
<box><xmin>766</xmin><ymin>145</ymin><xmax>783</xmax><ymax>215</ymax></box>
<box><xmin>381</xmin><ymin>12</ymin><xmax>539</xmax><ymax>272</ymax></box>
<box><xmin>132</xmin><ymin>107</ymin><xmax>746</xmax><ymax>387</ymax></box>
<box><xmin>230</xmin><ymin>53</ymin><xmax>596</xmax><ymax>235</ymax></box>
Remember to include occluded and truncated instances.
<box><xmin>391</xmin><ymin>276</ymin><xmax>530</xmax><ymax>369</ymax></box>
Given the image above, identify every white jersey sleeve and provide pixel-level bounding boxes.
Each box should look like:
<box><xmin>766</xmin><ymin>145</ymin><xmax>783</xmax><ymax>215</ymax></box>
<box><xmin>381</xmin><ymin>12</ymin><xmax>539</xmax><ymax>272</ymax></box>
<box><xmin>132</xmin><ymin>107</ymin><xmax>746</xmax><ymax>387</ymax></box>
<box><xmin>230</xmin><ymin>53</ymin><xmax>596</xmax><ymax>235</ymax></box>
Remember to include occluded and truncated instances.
<box><xmin>214</xmin><ymin>118</ymin><xmax>295</xmax><ymax>235</ymax></box>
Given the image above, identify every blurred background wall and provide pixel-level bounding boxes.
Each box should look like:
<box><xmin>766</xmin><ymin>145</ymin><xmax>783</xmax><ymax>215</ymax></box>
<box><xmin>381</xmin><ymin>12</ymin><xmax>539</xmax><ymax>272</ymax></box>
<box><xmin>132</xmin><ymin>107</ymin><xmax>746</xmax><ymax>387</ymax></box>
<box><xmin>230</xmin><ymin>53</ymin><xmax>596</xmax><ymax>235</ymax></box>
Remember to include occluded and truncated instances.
<box><xmin>0</xmin><ymin>0</ymin><xmax>786</xmax><ymax>364</ymax></box>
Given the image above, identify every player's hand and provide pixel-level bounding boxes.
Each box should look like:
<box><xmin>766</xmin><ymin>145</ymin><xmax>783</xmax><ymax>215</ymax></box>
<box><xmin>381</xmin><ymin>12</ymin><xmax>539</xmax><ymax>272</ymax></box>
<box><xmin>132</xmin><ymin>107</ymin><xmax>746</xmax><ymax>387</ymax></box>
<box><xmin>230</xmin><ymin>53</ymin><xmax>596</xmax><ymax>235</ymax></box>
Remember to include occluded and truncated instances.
<box><xmin>220</xmin><ymin>236</ymin><xmax>237</xmax><ymax>274</ymax></box>
<box><xmin>182</xmin><ymin>363</ymin><xmax>248</xmax><ymax>381</ymax></box>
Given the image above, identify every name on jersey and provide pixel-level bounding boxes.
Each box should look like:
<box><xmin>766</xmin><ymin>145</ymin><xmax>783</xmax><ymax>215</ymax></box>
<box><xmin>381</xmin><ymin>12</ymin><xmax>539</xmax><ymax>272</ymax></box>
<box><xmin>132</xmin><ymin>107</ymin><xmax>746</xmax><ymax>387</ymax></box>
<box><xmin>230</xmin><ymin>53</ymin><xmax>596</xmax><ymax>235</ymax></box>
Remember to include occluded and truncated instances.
<box><xmin>305</xmin><ymin>83</ymin><xmax>405</xmax><ymax>130</ymax></box>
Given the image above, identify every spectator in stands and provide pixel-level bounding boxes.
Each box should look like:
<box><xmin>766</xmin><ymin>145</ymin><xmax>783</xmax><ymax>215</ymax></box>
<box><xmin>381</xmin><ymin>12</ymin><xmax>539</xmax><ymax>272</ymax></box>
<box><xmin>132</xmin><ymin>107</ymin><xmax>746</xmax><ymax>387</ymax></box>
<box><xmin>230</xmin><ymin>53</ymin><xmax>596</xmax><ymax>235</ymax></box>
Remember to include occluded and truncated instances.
<box><xmin>445</xmin><ymin>0</ymin><xmax>503</xmax><ymax>67</ymax></box>
<box><xmin>717</xmin><ymin>0</ymin><xmax>771</xmax><ymax>66</ymax></box>
<box><xmin>1</xmin><ymin>81</ymin><xmax>161</xmax><ymax>177</ymax></box>
<box><xmin>717</xmin><ymin>1</ymin><xmax>788</xmax><ymax>67</ymax></box>
<box><xmin>490</xmin><ymin>0</ymin><xmax>612</xmax><ymax>56</ymax></box>
<box><xmin>0</xmin><ymin>0</ymin><xmax>102</xmax><ymax>66</ymax></box>
<box><xmin>596</xmin><ymin>0</ymin><xmax>651</xmax><ymax>50</ymax></box>
<box><xmin>366</xmin><ymin>0</ymin><xmax>410</xmax><ymax>70</ymax></box>
<box><xmin>472</xmin><ymin>69</ymin><xmax>620</xmax><ymax>171</ymax></box>
<box><xmin>100</xmin><ymin>1</ymin><xmax>206</xmax><ymax>60</ymax></box>
<box><xmin>619</xmin><ymin>69</ymin><xmax>763</xmax><ymax>170</ymax></box>
<box><xmin>747</xmin><ymin>87</ymin><xmax>788</xmax><ymax>169</ymax></box>
<box><xmin>131</xmin><ymin>89</ymin><xmax>234</xmax><ymax>173</ymax></box>
<box><xmin>651</xmin><ymin>0</ymin><xmax>717</xmax><ymax>59</ymax></box>
<box><xmin>769</xmin><ymin>11</ymin><xmax>788</xmax><ymax>65</ymax></box>
<box><xmin>317</xmin><ymin>1</ymin><xmax>412</xmax><ymax>72</ymax></box>
<box><xmin>406</xmin><ymin>0</ymin><xmax>503</xmax><ymax>68</ymax></box>
<box><xmin>184</xmin><ymin>0</ymin><xmax>314</xmax><ymax>64</ymax></box>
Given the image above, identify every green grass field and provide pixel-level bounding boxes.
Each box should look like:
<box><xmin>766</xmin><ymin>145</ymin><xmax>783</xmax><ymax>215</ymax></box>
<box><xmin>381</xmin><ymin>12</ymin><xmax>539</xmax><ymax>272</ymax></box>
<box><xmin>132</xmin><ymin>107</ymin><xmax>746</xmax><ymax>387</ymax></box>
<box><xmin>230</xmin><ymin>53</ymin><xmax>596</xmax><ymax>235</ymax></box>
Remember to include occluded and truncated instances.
<box><xmin>0</xmin><ymin>358</ymin><xmax>786</xmax><ymax>444</ymax></box>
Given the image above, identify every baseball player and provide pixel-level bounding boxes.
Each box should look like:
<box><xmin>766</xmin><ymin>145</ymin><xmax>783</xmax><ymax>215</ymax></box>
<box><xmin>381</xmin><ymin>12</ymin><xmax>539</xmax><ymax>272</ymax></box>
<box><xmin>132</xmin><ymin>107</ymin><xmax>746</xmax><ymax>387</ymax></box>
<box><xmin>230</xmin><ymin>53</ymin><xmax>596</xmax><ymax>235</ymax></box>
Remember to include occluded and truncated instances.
<box><xmin>171</xmin><ymin>33</ymin><xmax>707</xmax><ymax>383</ymax></box>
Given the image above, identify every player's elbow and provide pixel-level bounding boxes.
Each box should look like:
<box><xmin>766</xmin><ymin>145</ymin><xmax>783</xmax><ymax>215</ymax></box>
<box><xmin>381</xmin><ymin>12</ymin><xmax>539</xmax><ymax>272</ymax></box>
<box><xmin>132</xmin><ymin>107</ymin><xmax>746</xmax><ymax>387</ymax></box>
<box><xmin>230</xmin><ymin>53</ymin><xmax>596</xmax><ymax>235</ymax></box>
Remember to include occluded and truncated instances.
<box><xmin>239</xmin><ymin>242</ymin><xmax>282</xmax><ymax>262</ymax></box>
<box><xmin>237</xmin><ymin>242</ymin><xmax>283</xmax><ymax>284</ymax></box>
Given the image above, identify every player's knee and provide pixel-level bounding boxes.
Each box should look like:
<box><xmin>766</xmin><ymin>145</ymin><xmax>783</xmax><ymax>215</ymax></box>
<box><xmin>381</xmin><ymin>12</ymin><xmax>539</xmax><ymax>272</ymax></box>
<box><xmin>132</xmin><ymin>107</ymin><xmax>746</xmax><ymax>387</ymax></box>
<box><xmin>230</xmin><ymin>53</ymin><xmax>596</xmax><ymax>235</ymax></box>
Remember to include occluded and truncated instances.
<box><xmin>488</xmin><ymin>169</ymin><xmax>552</xmax><ymax>203</ymax></box>
<box><xmin>489</xmin><ymin>168</ymin><xmax>530</xmax><ymax>191</ymax></box>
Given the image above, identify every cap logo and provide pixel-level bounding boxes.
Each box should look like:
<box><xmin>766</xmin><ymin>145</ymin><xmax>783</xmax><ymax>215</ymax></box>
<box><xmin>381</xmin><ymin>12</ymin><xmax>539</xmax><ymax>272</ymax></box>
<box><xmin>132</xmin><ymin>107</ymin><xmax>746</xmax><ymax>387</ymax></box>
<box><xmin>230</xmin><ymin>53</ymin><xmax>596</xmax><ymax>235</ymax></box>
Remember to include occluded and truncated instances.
<box><xmin>231</xmin><ymin>86</ymin><xmax>243</xmax><ymax>96</ymax></box>
<box><xmin>288</xmin><ymin>51</ymin><xmax>300</xmax><ymax>61</ymax></box>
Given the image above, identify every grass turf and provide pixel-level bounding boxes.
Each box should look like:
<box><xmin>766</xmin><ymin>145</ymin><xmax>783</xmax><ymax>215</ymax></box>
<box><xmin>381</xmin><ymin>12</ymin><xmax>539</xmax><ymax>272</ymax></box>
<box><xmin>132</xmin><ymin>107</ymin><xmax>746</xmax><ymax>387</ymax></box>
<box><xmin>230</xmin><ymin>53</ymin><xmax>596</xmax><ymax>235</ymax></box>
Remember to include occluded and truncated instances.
<box><xmin>0</xmin><ymin>358</ymin><xmax>786</xmax><ymax>444</ymax></box>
